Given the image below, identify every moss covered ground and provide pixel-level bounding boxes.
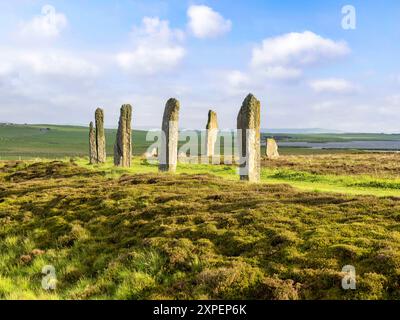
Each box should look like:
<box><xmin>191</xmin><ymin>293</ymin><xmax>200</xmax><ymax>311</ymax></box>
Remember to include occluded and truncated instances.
<box><xmin>1</xmin><ymin>159</ymin><xmax>400</xmax><ymax>300</ymax></box>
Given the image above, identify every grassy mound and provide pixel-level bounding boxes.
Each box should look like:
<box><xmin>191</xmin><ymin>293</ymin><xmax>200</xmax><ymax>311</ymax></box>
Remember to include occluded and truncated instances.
<box><xmin>1</xmin><ymin>161</ymin><xmax>400</xmax><ymax>300</ymax></box>
<box><xmin>263</xmin><ymin>153</ymin><xmax>400</xmax><ymax>177</ymax></box>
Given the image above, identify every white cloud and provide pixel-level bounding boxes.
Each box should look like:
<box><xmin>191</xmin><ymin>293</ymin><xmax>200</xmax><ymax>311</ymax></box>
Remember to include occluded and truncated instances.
<box><xmin>223</xmin><ymin>63</ymin><xmax>303</xmax><ymax>91</ymax></box>
<box><xmin>226</xmin><ymin>70</ymin><xmax>250</xmax><ymax>87</ymax></box>
<box><xmin>309</xmin><ymin>78</ymin><xmax>359</xmax><ymax>94</ymax></box>
<box><xmin>0</xmin><ymin>62</ymin><xmax>13</xmax><ymax>76</ymax></box>
<box><xmin>116</xmin><ymin>17</ymin><xmax>186</xmax><ymax>75</ymax></box>
<box><xmin>19</xmin><ymin>5</ymin><xmax>67</xmax><ymax>38</ymax></box>
<box><xmin>261</xmin><ymin>66</ymin><xmax>302</xmax><ymax>80</ymax></box>
<box><xmin>0</xmin><ymin>49</ymin><xmax>99</xmax><ymax>78</ymax></box>
<box><xmin>116</xmin><ymin>46</ymin><xmax>185</xmax><ymax>75</ymax></box>
<box><xmin>251</xmin><ymin>31</ymin><xmax>350</xmax><ymax>69</ymax></box>
<box><xmin>4</xmin><ymin>6</ymin><xmax>88</xmax><ymax>79</ymax></box>
<box><xmin>385</xmin><ymin>94</ymin><xmax>400</xmax><ymax>106</ymax></box>
<box><xmin>311</xmin><ymin>100</ymin><xmax>343</xmax><ymax>111</ymax></box>
<box><xmin>22</xmin><ymin>52</ymin><xmax>98</xmax><ymax>77</ymax></box>
<box><xmin>131</xmin><ymin>16</ymin><xmax>185</xmax><ymax>44</ymax></box>
<box><xmin>221</xmin><ymin>65</ymin><xmax>302</xmax><ymax>96</ymax></box>
<box><xmin>187</xmin><ymin>5</ymin><xmax>232</xmax><ymax>39</ymax></box>
<box><xmin>224</xmin><ymin>31</ymin><xmax>351</xmax><ymax>84</ymax></box>
<box><xmin>377</xmin><ymin>95</ymin><xmax>400</xmax><ymax>116</ymax></box>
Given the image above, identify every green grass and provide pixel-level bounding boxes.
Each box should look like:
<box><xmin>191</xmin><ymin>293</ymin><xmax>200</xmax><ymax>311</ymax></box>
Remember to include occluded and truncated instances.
<box><xmin>1</xmin><ymin>160</ymin><xmax>400</xmax><ymax>300</ymax></box>
<box><xmin>262</xmin><ymin>169</ymin><xmax>400</xmax><ymax>197</ymax></box>
<box><xmin>1</xmin><ymin>124</ymin><xmax>398</xmax><ymax>160</ymax></box>
<box><xmin>70</xmin><ymin>157</ymin><xmax>400</xmax><ymax>197</ymax></box>
<box><xmin>1</xmin><ymin>124</ymin><xmax>400</xmax><ymax>300</ymax></box>
<box><xmin>0</xmin><ymin>124</ymin><xmax>154</xmax><ymax>159</ymax></box>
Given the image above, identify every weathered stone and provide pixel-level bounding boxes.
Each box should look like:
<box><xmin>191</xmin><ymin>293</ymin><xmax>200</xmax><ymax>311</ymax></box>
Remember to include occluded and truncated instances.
<box><xmin>159</xmin><ymin>98</ymin><xmax>180</xmax><ymax>172</ymax></box>
<box><xmin>89</xmin><ymin>121</ymin><xmax>97</xmax><ymax>164</ymax></box>
<box><xmin>95</xmin><ymin>108</ymin><xmax>106</xmax><ymax>163</ymax></box>
<box><xmin>205</xmin><ymin>110</ymin><xmax>218</xmax><ymax>157</ymax></box>
<box><xmin>237</xmin><ymin>93</ymin><xmax>261</xmax><ymax>182</ymax></box>
<box><xmin>114</xmin><ymin>104</ymin><xmax>132</xmax><ymax>167</ymax></box>
<box><xmin>266</xmin><ymin>138</ymin><xmax>279</xmax><ymax>159</ymax></box>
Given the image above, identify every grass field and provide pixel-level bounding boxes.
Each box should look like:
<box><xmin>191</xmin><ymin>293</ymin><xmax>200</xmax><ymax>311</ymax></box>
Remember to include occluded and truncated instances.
<box><xmin>1</xmin><ymin>160</ymin><xmax>400</xmax><ymax>300</ymax></box>
<box><xmin>0</xmin><ymin>124</ymin><xmax>152</xmax><ymax>159</ymax></box>
<box><xmin>1</xmin><ymin>124</ymin><xmax>400</xmax><ymax>300</ymax></box>
<box><xmin>72</xmin><ymin>155</ymin><xmax>400</xmax><ymax>197</ymax></box>
<box><xmin>2</xmin><ymin>124</ymin><xmax>399</xmax><ymax>160</ymax></box>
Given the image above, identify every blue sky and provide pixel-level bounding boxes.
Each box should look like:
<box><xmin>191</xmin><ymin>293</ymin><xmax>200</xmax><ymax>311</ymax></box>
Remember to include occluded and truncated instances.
<box><xmin>0</xmin><ymin>0</ymin><xmax>399</xmax><ymax>132</ymax></box>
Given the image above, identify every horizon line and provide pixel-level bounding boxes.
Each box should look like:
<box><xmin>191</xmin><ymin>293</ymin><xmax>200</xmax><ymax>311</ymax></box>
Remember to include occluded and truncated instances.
<box><xmin>1</xmin><ymin>122</ymin><xmax>399</xmax><ymax>135</ymax></box>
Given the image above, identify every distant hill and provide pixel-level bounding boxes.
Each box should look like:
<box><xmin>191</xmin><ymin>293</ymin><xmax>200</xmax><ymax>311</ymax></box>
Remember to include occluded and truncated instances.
<box><xmin>261</xmin><ymin>128</ymin><xmax>343</xmax><ymax>134</ymax></box>
<box><xmin>1</xmin><ymin>123</ymin><xmax>399</xmax><ymax>160</ymax></box>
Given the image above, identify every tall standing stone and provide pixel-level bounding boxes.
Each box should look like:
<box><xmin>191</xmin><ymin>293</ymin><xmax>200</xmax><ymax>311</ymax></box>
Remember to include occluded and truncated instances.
<box><xmin>266</xmin><ymin>138</ymin><xmax>279</xmax><ymax>159</ymax></box>
<box><xmin>114</xmin><ymin>104</ymin><xmax>132</xmax><ymax>167</ymax></box>
<box><xmin>206</xmin><ymin>110</ymin><xmax>218</xmax><ymax>157</ymax></box>
<box><xmin>237</xmin><ymin>94</ymin><xmax>261</xmax><ymax>182</ymax></box>
<box><xmin>95</xmin><ymin>108</ymin><xmax>106</xmax><ymax>163</ymax></box>
<box><xmin>89</xmin><ymin>121</ymin><xmax>97</xmax><ymax>164</ymax></box>
<box><xmin>159</xmin><ymin>98</ymin><xmax>180</xmax><ymax>173</ymax></box>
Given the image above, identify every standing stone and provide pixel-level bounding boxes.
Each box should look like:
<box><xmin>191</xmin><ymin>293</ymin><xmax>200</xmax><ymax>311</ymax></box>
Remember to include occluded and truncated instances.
<box><xmin>114</xmin><ymin>104</ymin><xmax>132</xmax><ymax>167</ymax></box>
<box><xmin>266</xmin><ymin>138</ymin><xmax>279</xmax><ymax>159</ymax></box>
<box><xmin>159</xmin><ymin>98</ymin><xmax>180</xmax><ymax>173</ymax></box>
<box><xmin>89</xmin><ymin>122</ymin><xmax>97</xmax><ymax>164</ymax></box>
<box><xmin>95</xmin><ymin>108</ymin><xmax>106</xmax><ymax>163</ymax></box>
<box><xmin>206</xmin><ymin>110</ymin><xmax>218</xmax><ymax>157</ymax></box>
<box><xmin>237</xmin><ymin>94</ymin><xmax>261</xmax><ymax>182</ymax></box>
